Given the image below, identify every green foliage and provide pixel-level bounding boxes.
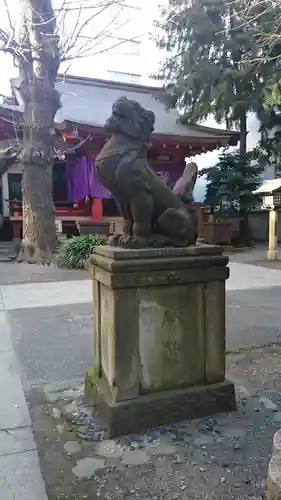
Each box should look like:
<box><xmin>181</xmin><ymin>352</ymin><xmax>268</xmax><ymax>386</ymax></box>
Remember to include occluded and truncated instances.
<box><xmin>155</xmin><ymin>0</ymin><xmax>262</xmax><ymax>129</ymax></box>
<box><xmin>200</xmin><ymin>152</ymin><xmax>263</xmax><ymax>215</ymax></box>
<box><xmin>252</xmin><ymin>107</ymin><xmax>281</xmax><ymax>176</ymax></box>
<box><xmin>154</xmin><ymin>0</ymin><xmax>281</xmax><ymax>155</ymax></box>
<box><xmin>56</xmin><ymin>234</ymin><xmax>106</xmax><ymax>269</ymax></box>
<box><xmin>265</xmin><ymin>81</ymin><xmax>281</xmax><ymax>107</ymax></box>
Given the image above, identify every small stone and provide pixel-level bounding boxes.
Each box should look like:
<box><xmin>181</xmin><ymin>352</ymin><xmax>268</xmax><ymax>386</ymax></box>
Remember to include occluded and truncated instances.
<box><xmin>195</xmin><ymin>435</ymin><xmax>214</xmax><ymax>447</ymax></box>
<box><xmin>130</xmin><ymin>441</ymin><xmax>140</xmax><ymax>450</ymax></box>
<box><xmin>260</xmin><ymin>397</ymin><xmax>277</xmax><ymax>410</ymax></box>
<box><xmin>96</xmin><ymin>440</ymin><xmax>123</xmax><ymax>459</ymax></box>
<box><xmin>56</xmin><ymin>424</ymin><xmax>65</xmax><ymax>435</ymax></box>
<box><xmin>51</xmin><ymin>408</ymin><xmax>61</xmax><ymax>419</ymax></box>
<box><xmin>118</xmin><ymin>436</ymin><xmax>131</xmax><ymax>447</ymax></box>
<box><xmin>64</xmin><ymin>441</ymin><xmax>82</xmax><ymax>455</ymax></box>
<box><xmin>122</xmin><ymin>450</ymin><xmax>150</xmax><ymax>466</ymax></box>
<box><xmin>44</xmin><ymin>391</ymin><xmax>61</xmax><ymax>403</ymax></box>
<box><xmin>233</xmin><ymin>443</ymin><xmax>241</xmax><ymax>451</ymax></box>
<box><xmin>273</xmin><ymin>412</ymin><xmax>281</xmax><ymax>423</ymax></box>
<box><xmin>222</xmin><ymin>427</ymin><xmax>246</xmax><ymax>439</ymax></box>
<box><xmin>236</xmin><ymin>385</ymin><xmax>250</xmax><ymax>397</ymax></box>
<box><xmin>63</xmin><ymin>402</ymin><xmax>77</xmax><ymax>415</ymax></box>
<box><xmin>215</xmin><ymin>416</ymin><xmax>229</xmax><ymax>427</ymax></box>
<box><xmin>77</xmin><ymin>433</ymin><xmax>91</xmax><ymax>442</ymax></box>
<box><xmin>72</xmin><ymin>457</ymin><xmax>106</xmax><ymax>478</ymax></box>
<box><xmin>64</xmin><ymin>388</ymin><xmax>83</xmax><ymax>399</ymax></box>
<box><xmin>147</xmin><ymin>442</ymin><xmax>177</xmax><ymax>456</ymax></box>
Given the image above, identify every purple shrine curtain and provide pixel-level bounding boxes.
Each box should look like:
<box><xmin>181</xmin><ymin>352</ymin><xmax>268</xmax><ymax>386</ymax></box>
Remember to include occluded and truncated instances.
<box><xmin>67</xmin><ymin>156</ymin><xmax>185</xmax><ymax>202</ymax></box>
<box><xmin>67</xmin><ymin>156</ymin><xmax>111</xmax><ymax>202</ymax></box>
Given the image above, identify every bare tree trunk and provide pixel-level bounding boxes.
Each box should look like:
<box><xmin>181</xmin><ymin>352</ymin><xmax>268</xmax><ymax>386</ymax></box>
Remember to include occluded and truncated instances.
<box><xmin>21</xmin><ymin>163</ymin><xmax>56</xmax><ymax>262</ymax></box>
<box><xmin>17</xmin><ymin>0</ymin><xmax>61</xmax><ymax>263</ymax></box>
<box><xmin>239</xmin><ymin>108</ymin><xmax>247</xmax><ymax>160</ymax></box>
<box><xmin>238</xmin><ymin>108</ymin><xmax>252</xmax><ymax>246</ymax></box>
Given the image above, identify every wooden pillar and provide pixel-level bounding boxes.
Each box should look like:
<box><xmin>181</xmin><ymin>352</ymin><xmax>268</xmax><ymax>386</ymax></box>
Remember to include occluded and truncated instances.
<box><xmin>268</xmin><ymin>209</ymin><xmax>278</xmax><ymax>260</ymax></box>
<box><xmin>91</xmin><ymin>199</ymin><xmax>103</xmax><ymax>222</ymax></box>
<box><xmin>12</xmin><ymin>220</ymin><xmax>22</xmax><ymax>242</ymax></box>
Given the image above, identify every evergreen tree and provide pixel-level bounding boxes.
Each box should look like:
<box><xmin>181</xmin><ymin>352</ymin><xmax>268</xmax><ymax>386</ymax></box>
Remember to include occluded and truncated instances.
<box><xmin>238</xmin><ymin>0</ymin><xmax>281</xmax><ymax>106</ymax></box>
<box><xmin>200</xmin><ymin>152</ymin><xmax>263</xmax><ymax>243</ymax></box>
<box><xmin>252</xmin><ymin>108</ymin><xmax>281</xmax><ymax>177</ymax></box>
<box><xmin>155</xmin><ymin>0</ymin><xmax>271</xmax><ymax>158</ymax></box>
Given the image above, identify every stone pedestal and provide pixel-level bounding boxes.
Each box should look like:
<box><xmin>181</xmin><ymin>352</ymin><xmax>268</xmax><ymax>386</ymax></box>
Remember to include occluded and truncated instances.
<box><xmin>88</xmin><ymin>244</ymin><xmax>236</xmax><ymax>437</ymax></box>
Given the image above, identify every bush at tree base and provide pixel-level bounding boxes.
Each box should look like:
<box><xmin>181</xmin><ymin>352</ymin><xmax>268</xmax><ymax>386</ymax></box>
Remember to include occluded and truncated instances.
<box><xmin>56</xmin><ymin>234</ymin><xmax>106</xmax><ymax>269</ymax></box>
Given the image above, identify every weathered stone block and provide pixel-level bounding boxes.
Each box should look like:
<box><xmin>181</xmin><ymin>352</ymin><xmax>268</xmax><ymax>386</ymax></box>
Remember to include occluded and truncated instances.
<box><xmin>138</xmin><ymin>284</ymin><xmax>205</xmax><ymax>392</ymax></box>
<box><xmin>89</xmin><ymin>244</ymin><xmax>235</xmax><ymax>436</ymax></box>
<box><xmin>93</xmin><ymin>379</ymin><xmax>236</xmax><ymax>438</ymax></box>
<box><xmin>205</xmin><ymin>280</ymin><xmax>226</xmax><ymax>383</ymax></box>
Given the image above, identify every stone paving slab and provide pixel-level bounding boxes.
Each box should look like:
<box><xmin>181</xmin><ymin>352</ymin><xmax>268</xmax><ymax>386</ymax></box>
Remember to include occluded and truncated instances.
<box><xmin>7</xmin><ymin>303</ymin><xmax>93</xmax><ymax>389</ymax></box>
<box><xmin>0</xmin><ymin>350</ymin><xmax>31</xmax><ymax>430</ymax></box>
<box><xmin>0</xmin><ymin>279</ymin><xmax>92</xmax><ymax>310</ymax></box>
<box><xmin>0</xmin><ymin>311</ymin><xmax>47</xmax><ymax>499</ymax></box>
<box><xmin>0</xmin><ymin>450</ymin><xmax>47</xmax><ymax>500</ymax></box>
<box><xmin>0</xmin><ymin>428</ymin><xmax>37</xmax><ymax>457</ymax></box>
<box><xmin>0</xmin><ymin>310</ymin><xmax>12</xmax><ymax>352</ymax></box>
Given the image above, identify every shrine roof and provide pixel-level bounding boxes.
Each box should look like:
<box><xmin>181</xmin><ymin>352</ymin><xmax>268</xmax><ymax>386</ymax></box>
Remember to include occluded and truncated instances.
<box><xmin>0</xmin><ymin>74</ymin><xmax>239</xmax><ymax>146</ymax></box>
<box><xmin>253</xmin><ymin>179</ymin><xmax>281</xmax><ymax>194</ymax></box>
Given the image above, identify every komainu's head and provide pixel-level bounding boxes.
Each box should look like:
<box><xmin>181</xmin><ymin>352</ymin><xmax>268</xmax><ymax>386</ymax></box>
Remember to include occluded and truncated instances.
<box><xmin>105</xmin><ymin>97</ymin><xmax>155</xmax><ymax>142</ymax></box>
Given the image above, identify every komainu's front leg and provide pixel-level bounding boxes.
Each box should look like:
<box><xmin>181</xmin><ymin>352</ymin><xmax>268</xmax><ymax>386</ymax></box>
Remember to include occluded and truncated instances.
<box><xmin>130</xmin><ymin>192</ymin><xmax>154</xmax><ymax>240</ymax></box>
<box><xmin>111</xmin><ymin>192</ymin><xmax>154</xmax><ymax>248</ymax></box>
<box><xmin>115</xmin><ymin>200</ymin><xmax>133</xmax><ymax>235</ymax></box>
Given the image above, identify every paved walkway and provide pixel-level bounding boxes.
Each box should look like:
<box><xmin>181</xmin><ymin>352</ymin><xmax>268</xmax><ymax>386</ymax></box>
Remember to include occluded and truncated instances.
<box><xmin>0</xmin><ymin>258</ymin><xmax>281</xmax><ymax>499</ymax></box>
<box><xmin>0</xmin><ymin>312</ymin><xmax>47</xmax><ymax>500</ymax></box>
<box><xmin>0</xmin><ymin>279</ymin><xmax>92</xmax><ymax>310</ymax></box>
<box><xmin>0</xmin><ymin>261</ymin><xmax>281</xmax><ymax>310</ymax></box>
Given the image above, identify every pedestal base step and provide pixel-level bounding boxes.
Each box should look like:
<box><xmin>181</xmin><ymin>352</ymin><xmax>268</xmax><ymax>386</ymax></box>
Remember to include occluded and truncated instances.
<box><xmin>91</xmin><ymin>380</ymin><xmax>236</xmax><ymax>438</ymax></box>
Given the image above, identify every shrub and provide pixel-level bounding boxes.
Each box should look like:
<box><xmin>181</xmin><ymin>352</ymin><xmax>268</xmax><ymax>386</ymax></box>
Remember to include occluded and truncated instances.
<box><xmin>56</xmin><ymin>234</ymin><xmax>106</xmax><ymax>269</ymax></box>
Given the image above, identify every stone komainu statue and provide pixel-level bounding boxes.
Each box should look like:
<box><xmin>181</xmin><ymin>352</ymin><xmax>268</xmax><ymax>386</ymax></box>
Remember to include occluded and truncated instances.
<box><xmin>95</xmin><ymin>97</ymin><xmax>198</xmax><ymax>248</ymax></box>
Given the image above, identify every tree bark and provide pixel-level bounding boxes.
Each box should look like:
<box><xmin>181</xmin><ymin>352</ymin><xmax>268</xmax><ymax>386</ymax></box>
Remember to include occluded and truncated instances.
<box><xmin>17</xmin><ymin>0</ymin><xmax>61</xmax><ymax>263</ymax></box>
<box><xmin>237</xmin><ymin>108</ymin><xmax>252</xmax><ymax>246</ymax></box>
<box><xmin>238</xmin><ymin>213</ymin><xmax>252</xmax><ymax>247</ymax></box>
<box><xmin>239</xmin><ymin>108</ymin><xmax>247</xmax><ymax>160</ymax></box>
<box><xmin>20</xmin><ymin>162</ymin><xmax>56</xmax><ymax>262</ymax></box>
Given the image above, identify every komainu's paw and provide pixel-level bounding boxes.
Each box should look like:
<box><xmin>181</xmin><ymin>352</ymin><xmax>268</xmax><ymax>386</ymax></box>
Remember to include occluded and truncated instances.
<box><xmin>107</xmin><ymin>233</ymin><xmax>122</xmax><ymax>246</ymax></box>
<box><xmin>108</xmin><ymin>233</ymin><xmax>149</xmax><ymax>248</ymax></box>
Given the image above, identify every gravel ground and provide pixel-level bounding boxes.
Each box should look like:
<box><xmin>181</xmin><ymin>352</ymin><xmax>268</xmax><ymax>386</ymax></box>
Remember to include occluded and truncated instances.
<box><xmin>27</xmin><ymin>346</ymin><xmax>281</xmax><ymax>500</ymax></box>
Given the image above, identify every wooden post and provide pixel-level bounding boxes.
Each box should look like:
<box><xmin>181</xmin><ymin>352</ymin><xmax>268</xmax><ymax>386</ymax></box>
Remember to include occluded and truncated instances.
<box><xmin>268</xmin><ymin>209</ymin><xmax>278</xmax><ymax>260</ymax></box>
<box><xmin>91</xmin><ymin>199</ymin><xmax>103</xmax><ymax>222</ymax></box>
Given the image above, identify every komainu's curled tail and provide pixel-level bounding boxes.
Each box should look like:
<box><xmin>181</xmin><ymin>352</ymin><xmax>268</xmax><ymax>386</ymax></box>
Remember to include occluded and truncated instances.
<box><xmin>173</xmin><ymin>161</ymin><xmax>198</xmax><ymax>204</ymax></box>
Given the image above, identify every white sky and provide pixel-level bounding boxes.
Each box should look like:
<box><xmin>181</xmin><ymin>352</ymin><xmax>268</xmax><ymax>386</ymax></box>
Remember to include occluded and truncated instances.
<box><xmin>0</xmin><ymin>0</ymin><xmax>263</xmax><ymax>201</ymax></box>
<box><xmin>0</xmin><ymin>0</ymin><xmax>163</xmax><ymax>92</ymax></box>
